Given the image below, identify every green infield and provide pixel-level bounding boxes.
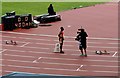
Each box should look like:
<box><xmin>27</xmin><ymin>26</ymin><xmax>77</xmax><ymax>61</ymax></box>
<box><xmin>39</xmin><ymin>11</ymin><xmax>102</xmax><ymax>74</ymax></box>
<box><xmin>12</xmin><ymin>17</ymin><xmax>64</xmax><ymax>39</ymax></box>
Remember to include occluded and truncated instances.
<box><xmin>2</xmin><ymin>2</ymin><xmax>104</xmax><ymax>15</ymax></box>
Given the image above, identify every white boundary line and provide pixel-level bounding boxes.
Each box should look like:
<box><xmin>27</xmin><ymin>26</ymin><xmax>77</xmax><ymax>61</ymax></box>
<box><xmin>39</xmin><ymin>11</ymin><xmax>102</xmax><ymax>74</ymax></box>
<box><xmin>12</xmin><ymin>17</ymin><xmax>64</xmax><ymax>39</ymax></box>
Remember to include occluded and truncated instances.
<box><xmin>4</xmin><ymin>54</ymin><xmax>36</xmax><ymax>58</ymax></box>
<box><xmin>33</xmin><ymin>57</ymin><xmax>42</xmax><ymax>63</ymax></box>
<box><xmin>2</xmin><ymin>64</ymin><xmax>118</xmax><ymax>74</ymax></box>
<box><xmin>2</xmin><ymin>35</ymin><xmax>119</xmax><ymax>44</ymax></box>
<box><xmin>4</xmin><ymin>49</ymin><xmax>118</xmax><ymax>58</ymax></box>
<box><xmin>2</xmin><ymin>58</ymin><xmax>118</xmax><ymax>67</ymax></box>
<box><xmin>3</xmin><ymin>44</ymin><xmax>50</xmax><ymax>50</ymax></box>
<box><xmin>3</xmin><ymin>53</ymin><xmax>118</xmax><ymax>63</ymax></box>
<box><xmin>76</xmin><ymin>65</ymin><xmax>84</xmax><ymax>71</ymax></box>
<box><xmin>112</xmin><ymin>52</ymin><xmax>118</xmax><ymax>57</ymax></box>
<box><xmin>90</xmin><ymin>65</ymin><xmax>119</xmax><ymax>68</ymax></box>
<box><xmin>2</xmin><ymin>43</ymin><xmax>118</xmax><ymax>50</ymax></box>
<box><xmin>20</xmin><ymin>42</ymin><xmax>30</xmax><ymax>47</ymax></box>
<box><xmin>2</xmin><ymin>39</ymin><xmax>118</xmax><ymax>48</ymax></box>
<box><xmin>1</xmin><ymin>31</ymin><xmax>120</xmax><ymax>40</ymax></box>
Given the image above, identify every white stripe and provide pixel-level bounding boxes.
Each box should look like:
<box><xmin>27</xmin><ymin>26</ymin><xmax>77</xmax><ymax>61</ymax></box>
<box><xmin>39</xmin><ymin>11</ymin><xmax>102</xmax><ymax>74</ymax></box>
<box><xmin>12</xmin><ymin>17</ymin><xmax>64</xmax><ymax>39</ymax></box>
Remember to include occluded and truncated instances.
<box><xmin>2</xmin><ymin>58</ymin><xmax>118</xmax><ymax>68</ymax></box>
<box><xmin>10</xmin><ymin>43</ymin><xmax>118</xmax><ymax>51</ymax></box>
<box><xmin>3</xmin><ymin>44</ymin><xmax>50</xmax><ymax>50</ymax></box>
<box><xmin>4</xmin><ymin>64</ymin><xmax>118</xmax><ymax>73</ymax></box>
<box><xmin>36</xmin><ymin>42</ymin><xmax>73</xmax><ymax>47</ymax></box>
<box><xmin>33</xmin><ymin>57</ymin><xmax>42</xmax><ymax>63</ymax></box>
<box><xmin>90</xmin><ymin>65</ymin><xmax>119</xmax><ymax>67</ymax></box>
<box><xmin>2</xmin><ymin>35</ymin><xmax>119</xmax><ymax>48</ymax></box>
<box><xmin>18</xmin><ymin>37</ymin><xmax>51</xmax><ymax>41</ymax></box>
<box><xmin>112</xmin><ymin>52</ymin><xmax>118</xmax><ymax>57</ymax></box>
<box><xmin>6</xmin><ymin>64</ymin><xmax>76</xmax><ymax>71</ymax></box>
<box><xmin>91</xmin><ymin>70</ymin><xmax>118</xmax><ymax>73</ymax></box>
<box><xmin>4</xmin><ymin>54</ymin><xmax>36</xmax><ymax>58</ymax></box>
<box><xmin>5</xmin><ymin>49</ymin><xmax>118</xmax><ymax>58</ymax></box>
<box><xmin>76</xmin><ymin>65</ymin><xmax>84</xmax><ymax>71</ymax></box>
<box><xmin>42</xmin><ymin>62</ymin><xmax>80</xmax><ymax>66</ymax></box>
<box><xmin>2</xmin><ymin>35</ymin><xmax>119</xmax><ymax>45</ymax></box>
<box><xmin>4</xmin><ymin>59</ymin><xmax>32</xmax><ymax>63</ymax></box>
<box><xmin>71</xmin><ymin>54</ymin><xmax>118</xmax><ymax>58</ymax></box>
<box><xmin>20</xmin><ymin>42</ymin><xmax>30</xmax><ymax>47</ymax></box>
<box><xmin>3</xmin><ymin>53</ymin><xmax>118</xmax><ymax>63</ymax></box>
<box><xmin>1</xmin><ymin>31</ymin><xmax>119</xmax><ymax>40</ymax></box>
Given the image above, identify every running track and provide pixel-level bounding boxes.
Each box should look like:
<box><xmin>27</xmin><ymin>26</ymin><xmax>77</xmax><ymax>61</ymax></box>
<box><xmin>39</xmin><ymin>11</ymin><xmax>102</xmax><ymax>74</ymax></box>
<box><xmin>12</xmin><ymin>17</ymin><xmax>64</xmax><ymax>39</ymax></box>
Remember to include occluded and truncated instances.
<box><xmin>0</xmin><ymin>2</ymin><xmax>119</xmax><ymax>76</ymax></box>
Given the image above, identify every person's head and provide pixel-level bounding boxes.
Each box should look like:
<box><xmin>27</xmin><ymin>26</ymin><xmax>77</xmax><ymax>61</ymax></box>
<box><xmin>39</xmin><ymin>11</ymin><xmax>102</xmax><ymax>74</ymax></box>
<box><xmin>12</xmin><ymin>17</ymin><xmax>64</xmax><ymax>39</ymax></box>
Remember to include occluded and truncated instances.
<box><xmin>50</xmin><ymin>4</ymin><xmax>53</xmax><ymax>7</ymax></box>
<box><xmin>60</xmin><ymin>27</ymin><xmax>64</xmax><ymax>31</ymax></box>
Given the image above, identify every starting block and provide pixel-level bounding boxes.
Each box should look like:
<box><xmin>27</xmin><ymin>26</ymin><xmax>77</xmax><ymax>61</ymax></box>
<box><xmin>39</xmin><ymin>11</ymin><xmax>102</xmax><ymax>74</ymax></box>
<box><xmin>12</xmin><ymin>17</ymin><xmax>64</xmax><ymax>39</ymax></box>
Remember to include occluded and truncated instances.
<box><xmin>5</xmin><ymin>40</ymin><xmax>17</xmax><ymax>45</ymax></box>
<box><xmin>54</xmin><ymin>43</ymin><xmax>60</xmax><ymax>53</ymax></box>
<box><xmin>95</xmin><ymin>50</ymin><xmax>110</xmax><ymax>55</ymax></box>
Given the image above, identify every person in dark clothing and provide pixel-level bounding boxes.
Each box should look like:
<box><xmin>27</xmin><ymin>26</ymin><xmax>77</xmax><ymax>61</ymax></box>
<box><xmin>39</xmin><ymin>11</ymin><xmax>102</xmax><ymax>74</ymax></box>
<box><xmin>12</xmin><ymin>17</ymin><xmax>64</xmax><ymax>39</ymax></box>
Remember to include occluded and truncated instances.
<box><xmin>76</xmin><ymin>28</ymin><xmax>88</xmax><ymax>57</ymax></box>
<box><xmin>48</xmin><ymin>4</ymin><xmax>56</xmax><ymax>15</ymax></box>
<box><xmin>58</xmin><ymin>27</ymin><xmax>64</xmax><ymax>53</ymax></box>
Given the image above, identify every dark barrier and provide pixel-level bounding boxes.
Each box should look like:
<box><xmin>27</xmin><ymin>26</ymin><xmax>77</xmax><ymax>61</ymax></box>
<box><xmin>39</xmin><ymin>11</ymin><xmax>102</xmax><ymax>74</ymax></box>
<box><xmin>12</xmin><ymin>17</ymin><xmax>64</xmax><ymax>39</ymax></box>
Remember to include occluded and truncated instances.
<box><xmin>2</xmin><ymin>15</ymin><xmax>15</xmax><ymax>31</ymax></box>
<box><xmin>6</xmin><ymin>11</ymin><xmax>15</xmax><ymax>16</ymax></box>
<box><xmin>1</xmin><ymin>11</ymin><xmax>32</xmax><ymax>31</ymax></box>
<box><xmin>15</xmin><ymin>15</ymin><xmax>21</xmax><ymax>28</ymax></box>
<box><xmin>20</xmin><ymin>14</ymin><xmax>32</xmax><ymax>29</ymax></box>
<box><xmin>35</xmin><ymin>14</ymin><xmax>61</xmax><ymax>23</ymax></box>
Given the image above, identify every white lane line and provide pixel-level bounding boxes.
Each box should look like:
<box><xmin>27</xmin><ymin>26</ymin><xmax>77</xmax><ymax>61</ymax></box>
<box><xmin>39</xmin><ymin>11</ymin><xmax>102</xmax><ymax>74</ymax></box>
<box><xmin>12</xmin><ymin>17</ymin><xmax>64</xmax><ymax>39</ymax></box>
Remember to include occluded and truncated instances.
<box><xmin>2</xmin><ymin>42</ymin><xmax>118</xmax><ymax>50</ymax></box>
<box><xmin>41</xmin><ymin>62</ymin><xmax>80</xmax><ymax>66</ymax></box>
<box><xmin>2</xmin><ymin>35</ymin><xmax>119</xmax><ymax>48</ymax></box>
<box><xmin>91</xmin><ymin>70</ymin><xmax>118</xmax><ymax>73</ymax></box>
<box><xmin>2</xmin><ymin>58</ymin><xmax>118</xmax><ymax>68</ymax></box>
<box><xmin>4</xmin><ymin>47</ymin><xmax>118</xmax><ymax>55</ymax></box>
<box><xmin>4</xmin><ymin>49</ymin><xmax>118</xmax><ymax>59</ymax></box>
<box><xmin>2</xmin><ymin>35</ymin><xmax>119</xmax><ymax>45</ymax></box>
<box><xmin>76</xmin><ymin>65</ymin><xmax>84</xmax><ymax>71</ymax></box>
<box><xmin>3</xmin><ymin>44</ymin><xmax>50</xmax><ymax>50</ymax></box>
<box><xmin>2</xmin><ymin>39</ymin><xmax>118</xmax><ymax>48</ymax></box>
<box><xmin>4</xmin><ymin>54</ymin><xmax>36</xmax><ymax>58</ymax></box>
<box><xmin>6</xmin><ymin>64</ymin><xmax>76</xmax><ymax>72</ymax></box>
<box><xmin>18</xmin><ymin>37</ymin><xmax>51</xmax><ymax>41</ymax></box>
<box><xmin>3</xmin><ymin>53</ymin><xmax>118</xmax><ymax>63</ymax></box>
<box><xmin>2</xmin><ymin>36</ymin><xmax>91</xmax><ymax>45</ymax></box>
<box><xmin>3</xmin><ymin>64</ymin><xmax>118</xmax><ymax>73</ymax></box>
<box><xmin>36</xmin><ymin>42</ymin><xmax>74</xmax><ymax>47</ymax></box>
<box><xmin>1</xmin><ymin>31</ymin><xmax>119</xmax><ymax>40</ymax></box>
<box><xmin>3</xmin><ymin>45</ymin><xmax>118</xmax><ymax>54</ymax></box>
<box><xmin>90</xmin><ymin>65</ymin><xmax>119</xmax><ymax>68</ymax></box>
<box><xmin>33</xmin><ymin>57</ymin><xmax>42</xmax><ymax>63</ymax></box>
<box><xmin>71</xmin><ymin>54</ymin><xmax>118</xmax><ymax>58</ymax></box>
<box><xmin>112</xmin><ymin>52</ymin><xmax>117</xmax><ymax>57</ymax></box>
<box><xmin>3</xmin><ymin>59</ymin><xmax>33</xmax><ymax>63</ymax></box>
<box><xmin>2</xmin><ymin>59</ymin><xmax>118</xmax><ymax>74</ymax></box>
<box><xmin>20</xmin><ymin>42</ymin><xmax>30</xmax><ymax>47</ymax></box>
<box><xmin>2</xmin><ymin>36</ymin><xmax>51</xmax><ymax>41</ymax></box>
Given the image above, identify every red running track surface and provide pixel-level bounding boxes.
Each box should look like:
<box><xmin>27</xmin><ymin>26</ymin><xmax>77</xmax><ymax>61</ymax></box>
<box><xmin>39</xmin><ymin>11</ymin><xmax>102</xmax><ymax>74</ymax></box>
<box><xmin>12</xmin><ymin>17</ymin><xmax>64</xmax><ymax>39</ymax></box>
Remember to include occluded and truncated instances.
<box><xmin>0</xmin><ymin>2</ymin><xmax>119</xmax><ymax>76</ymax></box>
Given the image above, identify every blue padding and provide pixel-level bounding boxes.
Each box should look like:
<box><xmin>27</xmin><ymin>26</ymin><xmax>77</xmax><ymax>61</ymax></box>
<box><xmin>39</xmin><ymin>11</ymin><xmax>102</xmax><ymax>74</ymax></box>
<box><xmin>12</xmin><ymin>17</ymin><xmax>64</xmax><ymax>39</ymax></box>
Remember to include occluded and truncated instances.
<box><xmin>1</xmin><ymin>72</ymin><xmax>117</xmax><ymax>78</ymax></box>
